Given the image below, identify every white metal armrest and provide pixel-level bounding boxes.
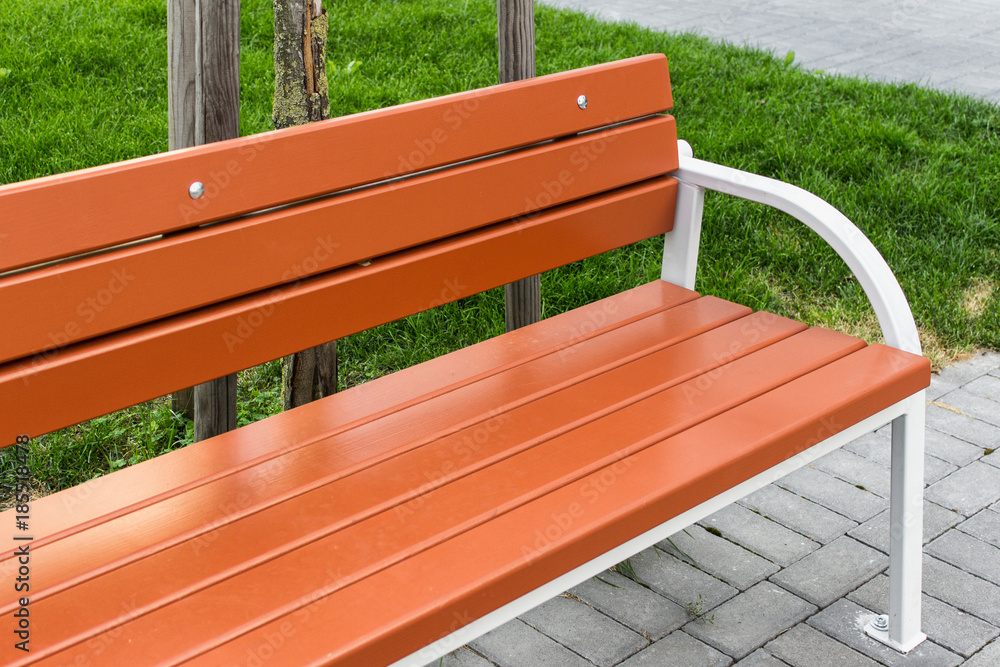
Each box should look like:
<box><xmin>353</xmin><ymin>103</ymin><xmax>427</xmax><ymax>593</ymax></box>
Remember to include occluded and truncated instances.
<box><xmin>664</xmin><ymin>139</ymin><xmax>927</xmax><ymax>654</ymax></box>
<box><xmin>665</xmin><ymin>139</ymin><xmax>922</xmax><ymax>356</ymax></box>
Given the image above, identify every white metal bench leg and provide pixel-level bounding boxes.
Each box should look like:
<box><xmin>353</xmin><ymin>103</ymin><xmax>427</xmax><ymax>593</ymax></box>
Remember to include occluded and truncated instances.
<box><xmin>865</xmin><ymin>390</ymin><xmax>927</xmax><ymax>652</ymax></box>
<box><xmin>661</xmin><ymin>140</ymin><xmax>704</xmax><ymax>290</ymax></box>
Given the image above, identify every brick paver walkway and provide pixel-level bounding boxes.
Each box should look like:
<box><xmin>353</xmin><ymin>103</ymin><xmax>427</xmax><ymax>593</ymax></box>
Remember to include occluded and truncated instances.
<box><xmin>545</xmin><ymin>0</ymin><xmax>1000</xmax><ymax>102</ymax></box>
<box><xmin>427</xmin><ymin>352</ymin><xmax>1000</xmax><ymax>666</ymax></box>
<box><xmin>423</xmin><ymin>3</ymin><xmax>999</xmax><ymax>663</ymax></box>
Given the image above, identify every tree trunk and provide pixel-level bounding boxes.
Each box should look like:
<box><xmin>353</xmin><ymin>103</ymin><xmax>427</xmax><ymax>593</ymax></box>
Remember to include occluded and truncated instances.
<box><xmin>273</xmin><ymin>0</ymin><xmax>336</xmax><ymax>410</ymax></box>
<box><xmin>167</xmin><ymin>0</ymin><xmax>241</xmax><ymax>439</ymax></box>
<box><xmin>497</xmin><ymin>0</ymin><xmax>540</xmax><ymax>331</ymax></box>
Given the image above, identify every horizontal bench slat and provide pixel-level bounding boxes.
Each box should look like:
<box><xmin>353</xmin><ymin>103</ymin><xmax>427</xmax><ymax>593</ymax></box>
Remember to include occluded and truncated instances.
<box><xmin>31</xmin><ymin>327</ymin><xmax>883</xmax><ymax>664</ymax></box>
<box><xmin>35</xmin><ymin>322</ymin><xmax>863</xmax><ymax>664</ymax></box>
<box><xmin>185</xmin><ymin>345</ymin><xmax>928</xmax><ymax>667</ymax></box>
<box><xmin>2</xmin><ymin>296</ymin><xmax>763</xmax><ymax>608</ymax></box>
<box><xmin>0</xmin><ymin>54</ymin><xmax>672</xmax><ymax>273</ymax></box>
<box><xmin>0</xmin><ymin>280</ymin><xmax>695</xmax><ymax>543</ymax></box>
<box><xmin>0</xmin><ymin>116</ymin><xmax>677</xmax><ymax>364</ymax></box>
<box><xmin>0</xmin><ymin>177</ymin><xmax>677</xmax><ymax>445</ymax></box>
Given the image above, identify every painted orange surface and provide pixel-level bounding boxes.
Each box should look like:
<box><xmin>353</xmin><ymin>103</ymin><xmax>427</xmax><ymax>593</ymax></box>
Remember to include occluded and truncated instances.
<box><xmin>8</xmin><ymin>293</ymin><xmax>928</xmax><ymax>666</ymax></box>
<box><xmin>0</xmin><ymin>177</ymin><xmax>677</xmax><ymax>445</ymax></box>
<box><xmin>0</xmin><ymin>116</ymin><xmax>677</xmax><ymax>364</ymax></box>
<box><xmin>0</xmin><ymin>54</ymin><xmax>672</xmax><ymax>272</ymax></box>
<box><xmin>0</xmin><ymin>54</ymin><xmax>932</xmax><ymax>666</ymax></box>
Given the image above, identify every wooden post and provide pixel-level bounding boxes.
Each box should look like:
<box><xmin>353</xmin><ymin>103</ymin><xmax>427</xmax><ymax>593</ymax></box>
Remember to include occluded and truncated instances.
<box><xmin>498</xmin><ymin>0</ymin><xmax>540</xmax><ymax>331</ymax></box>
<box><xmin>273</xmin><ymin>0</ymin><xmax>337</xmax><ymax>410</ymax></box>
<box><xmin>168</xmin><ymin>0</ymin><xmax>241</xmax><ymax>440</ymax></box>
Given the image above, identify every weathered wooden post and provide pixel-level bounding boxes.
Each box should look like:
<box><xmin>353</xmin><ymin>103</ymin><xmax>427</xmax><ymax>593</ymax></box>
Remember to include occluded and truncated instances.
<box><xmin>167</xmin><ymin>0</ymin><xmax>241</xmax><ymax>440</ymax></box>
<box><xmin>498</xmin><ymin>0</ymin><xmax>540</xmax><ymax>331</ymax></box>
<box><xmin>273</xmin><ymin>0</ymin><xmax>337</xmax><ymax>409</ymax></box>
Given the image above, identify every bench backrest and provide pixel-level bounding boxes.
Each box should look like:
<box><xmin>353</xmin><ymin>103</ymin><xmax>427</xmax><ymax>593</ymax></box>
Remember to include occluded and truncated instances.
<box><xmin>0</xmin><ymin>55</ymin><xmax>678</xmax><ymax>446</ymax></box>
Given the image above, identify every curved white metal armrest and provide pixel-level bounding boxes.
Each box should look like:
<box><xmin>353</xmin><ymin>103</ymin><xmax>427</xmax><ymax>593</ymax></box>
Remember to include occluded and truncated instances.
<box><xmin>673</xmin><ymin>140</ymin><xmax>922</xmax><ymax>356</ymax></box>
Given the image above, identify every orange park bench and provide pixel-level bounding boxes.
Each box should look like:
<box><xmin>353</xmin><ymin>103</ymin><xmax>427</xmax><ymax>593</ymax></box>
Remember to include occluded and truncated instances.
<box><xmin>0</xmin><ymin>55</ymin><xmax>930</xmax><ymax>664</ymax></box>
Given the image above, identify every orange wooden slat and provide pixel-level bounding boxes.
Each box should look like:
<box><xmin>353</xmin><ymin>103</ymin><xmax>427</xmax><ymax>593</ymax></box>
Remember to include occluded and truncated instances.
<box><xmin>9</xmin><ymin>309</ymin><xmax>800</xmax><ymax>659</ymax></box>
<box><xmin>0</xmin><ymin>117</ymin><xmax>677</xmax><ymax>364</ymax></box>
<box><xmin>24</xmin><ymin>328</ymin><xmax>863</xmax><ymax>665</ymax></box>
<box><xmin>0</xmin><ymin>177</ymin><xmax>677</xmax><ymax>445</ymax></box>
<box><xmin>0</xmin><ymin>281</ymin><xmax>696</xmax><ymax>543</ymax></box>
<box><xmin>0</xmin><ymin>54</ymin><xmax>672</xmax><ymax>272</ymax></box>
<box><xmin>179</xmin><ymin>346</ymin><xmax>929</xmax><ymax>667</ymax></box>
<box><xmin>1</xmin><ymin>300</ymin><xmax>776</xmax><ymax>615</ymax></box>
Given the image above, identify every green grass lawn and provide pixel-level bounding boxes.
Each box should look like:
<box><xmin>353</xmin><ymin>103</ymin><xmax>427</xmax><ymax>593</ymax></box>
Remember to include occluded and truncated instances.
<box><xmin>1</xmin><ymin>0</ymin><xmax>998</xmax><ymax>501</ymax></box>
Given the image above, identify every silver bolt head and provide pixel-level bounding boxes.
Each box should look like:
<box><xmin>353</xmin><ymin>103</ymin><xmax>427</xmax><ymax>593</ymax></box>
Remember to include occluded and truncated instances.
<box><xmin>577</xmin><ymin>94</ymin><xmax>588</xmax><ymax>110</ymax></box>
<box><xmin>189</xmin><ymin>181</ymin><xmax>205</xmax><ymax>200</ymax></box>
<box><xmin>871</xmin><ymin>615</ymin><xmax>889</xmax><ymax>631</ymax></box>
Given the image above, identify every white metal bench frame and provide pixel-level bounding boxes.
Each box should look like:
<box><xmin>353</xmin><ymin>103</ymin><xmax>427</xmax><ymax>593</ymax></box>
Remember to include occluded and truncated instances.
<box><xmin>394</xmin><ymin>139</ymin><xmax>926</xmax><ymax>667</ymax></box>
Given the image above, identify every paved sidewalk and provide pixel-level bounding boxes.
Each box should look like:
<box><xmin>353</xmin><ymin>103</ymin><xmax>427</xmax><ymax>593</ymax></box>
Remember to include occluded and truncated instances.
<box><xmin>428</xmin><ymin>351</ymin><xmax>1000</xmax><ymax>666</ymax></box>
<box><xmin>544</xmin><ymin>0</ymin><xmax>1000</xmax><ymax>103</ymax></box>
<box><xmin>425</xmin><ymin>6</ymin><xmax>999</xmax><ymax>664</ymax></box>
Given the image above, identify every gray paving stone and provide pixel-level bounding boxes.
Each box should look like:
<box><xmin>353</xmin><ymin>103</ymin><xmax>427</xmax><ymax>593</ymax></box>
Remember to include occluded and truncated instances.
<box><xmin>807</xmin><ymin>599</ymin><xmax>963</xmax><ymax>667</ymax></box>
<box><xmin>848</xmin><ymin>574</ymin><xmax>1000</xmax><ymax>658</ymax></box>
<box><xmin>936</xmin><ymin>351</ymin><xmax>1000</xmax><ymax>388</ymax></box>
<box><xmin>421</xmin><ymin>647</ymin><xmax>496</xmax><ymax>667</ymax></box>
<box><xmin>811</xmin><ymin>448</ymin><xmax>891</xmax><ymax>498</ymax></box>
<box><xmin>923</xmin><ymin>555</ymin><xmax>1000</xmax><ymax>626</ymax></box>
<box><xmin>618</xmin><ymin>630</ymin><xmax>732</xmax><ymax>666</ymax></box>
<box><xmin>937</xmin><ymin>388</ymin><xmax>1000</xmax><ymax>427</ymax></box>
<box><xmin>983</xmin><ymin>449</ymin><xmax>1000</xmax><ymax>471</ymax></box>
<box><xmin>965</xmin><ymin>374</ymin><xmax>1000</xmax><ymax>400</ymax></box>
<box><xmin>739</xmin><ymin>484</ymin><xmax>857</xmax><ymax>544</ymax></box>
<box><xmin>847</xmin><ymin>500</ymin><xmax>962</xmax><ymax>555</ymax></box>
<box><xmin>520</xmin><ymin>595</ymin><xmax>647</xmax><ymax>667</ymax></box>
<box><xmin>924</xmin><ymin>427</ymin><xmax>986</xmax><ymax>467</ymax></box>
<box><xmin>733</xmin><ymin>649</ymin><xmax>790</xmax><ymax>667</ymax></box>
<box><xmin>844</xmin><ymin>432</ymin><xmax>957</xmax><ymax>485</ymax></box>
<box><xmin>926</xmin><ymin>529</ymin><xmax>1000</xmax><ymax>585</ymax></box>
<box><xmin>570</xmin><ymin>571</ymin><xmax>688</xmax><ymax>641</ymax></box>
<box><xmin>764</xmin><ymin>623</ymin><xmax>879</xmax><ymax>667</ymax></box>
<box><xmin>629</xmin><ymin>546</ymin><xmax>737</xmax><ymax>612</ymax></box>
<box><xmin>956</xmin><ymin>508</ymin><xmax>1000</xmax><ymax>548</ymax></box>
<box><xmin>925</xmin><ymin>461</ymin><xmax>1000</xmax><ymax>516</ymax></box>
<box><xmin>926</xmin><ymin>404</ymin><xmax>1000</xmax><ymax>450</ymax></box>
<box><xmin>657</xmin><ymin>525</ymin><xmax>779</xmax><ymax>591</ymax></box>
<box><xmin>700</xmin><ymin>503</ymin><xmax>819</xmax><ymax>567</ymax></box>
<box><xmin>964</xmin><ymin>637</ymin><xmax>1000</xmax><ymax>667</ymax></box>
<box><xmin>778</xmin><ymin>465</ymin><xmax>886</xmax><ymax>523</ymax></box>
<box><xmin>769</xmin><ymin>536</ymin><xmax>886</xmax><ymax>607</ymax></box>
<box><xmin>684</xmin><ymin>582</ymin><xmax>816</xmax><ymax>660</ymax></box>
<box><xmin>469</xmin><ymin>619</ymin><xmax>592</xmax><ymax>667</ymax></box>
<box><xmin>927</xmin><ymin>374</ymin><xmax>958</xmax><ymax>402</ymax></box>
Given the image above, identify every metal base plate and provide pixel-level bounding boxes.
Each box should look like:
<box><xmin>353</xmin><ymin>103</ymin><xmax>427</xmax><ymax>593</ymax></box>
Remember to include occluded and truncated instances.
<box><xmin>864</xmin><ymin>615</ymin><xmax>927</xmax><ymax>653</ymax></box>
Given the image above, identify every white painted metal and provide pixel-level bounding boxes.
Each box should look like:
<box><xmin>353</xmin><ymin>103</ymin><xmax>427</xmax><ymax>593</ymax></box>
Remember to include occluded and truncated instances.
<box><xmin>865</xmin><ymin>390</ymin><xmax>927</xmax><ymax>652</ymax></box>
<box><xmin>391</xmin><ymin>144</ymin><xmax>930</xmax><ymax>665</ymax></box>
<box><xmin>670</xmin><ymin>143</ymin><xmax>922</xmax><ymax>356</ymax></box>
<box><xmin>390</xmin><ymin>401</ymin><xmax>909</xmax><ymax>667</ymax></box>
<box><xmin>661</xmin><ymin>141</ymin><xmax>704</xmax><ymax>289</ymax></box>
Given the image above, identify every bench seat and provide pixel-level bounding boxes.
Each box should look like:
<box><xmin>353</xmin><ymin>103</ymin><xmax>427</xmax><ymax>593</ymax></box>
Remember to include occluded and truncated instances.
<box><xmin>1</xmin><ymin>280</ymin><xmax>928</xmax><ymax>666</ymax></box>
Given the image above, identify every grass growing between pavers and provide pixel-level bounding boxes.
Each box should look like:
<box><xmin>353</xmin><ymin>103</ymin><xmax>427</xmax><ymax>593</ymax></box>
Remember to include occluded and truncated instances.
<box><xmin>1</xmin><ymin>0</ymin><xmax>998</xmax><ymax>500</ymax></box>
